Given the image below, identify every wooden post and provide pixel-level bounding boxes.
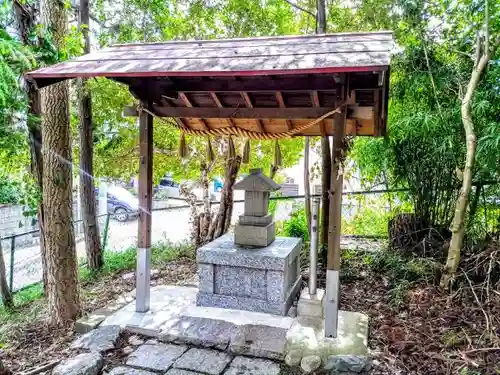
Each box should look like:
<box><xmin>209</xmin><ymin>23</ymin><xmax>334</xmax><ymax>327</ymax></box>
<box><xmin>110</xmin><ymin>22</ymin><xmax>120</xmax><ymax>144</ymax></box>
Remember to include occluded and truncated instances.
<box><xmin>325</xmin><ymin>89</ymin><xmax>347</xmax><ymax>338</ymax></box>
<box><xmin>136</xmin><ymin>101</ymin><xmax>153</xmax><ymax>313</ymax></box>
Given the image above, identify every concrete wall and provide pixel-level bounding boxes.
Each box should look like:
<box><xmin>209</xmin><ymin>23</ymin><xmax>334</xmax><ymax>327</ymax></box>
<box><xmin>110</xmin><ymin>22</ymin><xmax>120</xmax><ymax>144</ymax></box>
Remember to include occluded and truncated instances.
<box><xmin>0</xmin><ymin>204</ymin><xmax>39</xmax><ymax>246</ymax></box>
<box><xmin>0</xmin><ymin>200</ymin><xmax>82</xmax><ymax>247</ymax></box>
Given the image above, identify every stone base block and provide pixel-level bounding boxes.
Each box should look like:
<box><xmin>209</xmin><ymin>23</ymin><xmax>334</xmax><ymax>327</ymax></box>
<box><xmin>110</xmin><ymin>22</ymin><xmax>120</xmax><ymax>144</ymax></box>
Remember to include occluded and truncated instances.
<box><xmin>197</xmin><ymin>234</ymin><xmax>302</xmax><ymax>316</ymax></box>
<box><xmin>285</xmin><ymin>311</ymin><xmax>369</xmax><ymax>364</ymax></box>
<box><xmin>297</xmin><ymin>288</ymin><xmax>325</xmax><ymax>318</ymax></box>
<box><xmin>197</xmin><ymin>275</ymin><xmax>301</xmax><ymax>315</ymax></box>
<box><xmin>234</xmin><ymin>222</ymin><xmax>275</xmax><ymax>247</ymax></box>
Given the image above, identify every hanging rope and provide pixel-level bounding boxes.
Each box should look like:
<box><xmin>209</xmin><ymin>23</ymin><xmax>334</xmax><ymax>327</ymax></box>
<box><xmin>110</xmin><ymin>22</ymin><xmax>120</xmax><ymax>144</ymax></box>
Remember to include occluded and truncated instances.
<box><xmin>138</xmin><ymin>104</ymin><xmax>344</xmax><ymax>140</ymax></box>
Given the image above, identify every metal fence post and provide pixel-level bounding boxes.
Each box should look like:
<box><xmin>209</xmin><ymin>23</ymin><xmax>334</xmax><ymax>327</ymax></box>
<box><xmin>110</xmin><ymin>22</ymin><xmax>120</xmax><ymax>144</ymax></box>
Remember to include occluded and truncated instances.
<box><xmin>102</xmin><ymin>212</ymin><xmax>111</xmax><ymax>250</ymax></box>
<box><xmin>9</xmin><ymin>237</ymin><xmax>15</xmax><ymax>293</ymax></box>
<box><xmin>309</xmin><ymin>197</ymin><xmax>320</xmax><ymax>295</ymax></box>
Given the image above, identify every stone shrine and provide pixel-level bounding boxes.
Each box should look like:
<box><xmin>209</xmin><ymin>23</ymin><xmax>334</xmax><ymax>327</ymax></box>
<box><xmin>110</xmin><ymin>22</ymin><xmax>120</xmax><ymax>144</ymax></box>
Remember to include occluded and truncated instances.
<box><xmin>196</xmin><ymin>169</ymin><xmax>302</xmax><ymax>315</ymax></box>
<box><xmin>233</xmin><ymin>168</ymin><xmax>280</xmax><ymax>247</ymax></box>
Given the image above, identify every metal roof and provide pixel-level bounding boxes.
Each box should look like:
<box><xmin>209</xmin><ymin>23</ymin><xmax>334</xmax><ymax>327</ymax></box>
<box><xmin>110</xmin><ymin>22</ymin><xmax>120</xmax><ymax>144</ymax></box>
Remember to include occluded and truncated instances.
<box><xmin>27</xmin><ymin>31</ymin><xmax>393</xmax><ymax>84</ymax></box>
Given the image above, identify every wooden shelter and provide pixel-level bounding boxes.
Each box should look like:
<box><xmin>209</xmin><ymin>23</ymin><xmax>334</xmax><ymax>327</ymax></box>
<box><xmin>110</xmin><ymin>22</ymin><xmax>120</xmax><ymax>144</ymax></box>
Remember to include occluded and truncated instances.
<box><xmin>27</xmin><ymin>32</ymin><xmax>394</xmax><ymax>321</ymax></box>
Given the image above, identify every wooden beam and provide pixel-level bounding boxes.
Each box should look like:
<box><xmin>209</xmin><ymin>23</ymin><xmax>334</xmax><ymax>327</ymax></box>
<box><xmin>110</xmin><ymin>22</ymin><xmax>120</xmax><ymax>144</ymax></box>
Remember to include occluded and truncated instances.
<box><xmin>240</xmin><ymin>92</ymin><xmax>265</xmax><ymax>132</ymax></box>
<box><xmin>310</xmin><ymin>91</ymin><xmax>327</xmax><ymax>135</ymax></box>
<box><xmin>275</xmin><ymin>92</ymin><xmax>293</xmax><ymax>130</ymax></box>
<box><xmin>151</xmin><ymin>105</ymin><xmax>368</xmax><ymax>119</ymax></box>
<box><xmin>170</xmin><ymin>76</ymin><xmax>339</xmax><ymax>92</ymax></box>
<box><xmin>179</xmin><ymin>92</ymin><xmax>209</xmax><ymax>130</ymax></box>
<box><xmin>136</xmin><ymin>100</ymin><xmax>153</xmax><ymax>313</ymax></box>
<box><xmin>159</xmin><ymin>99</ymin><xmax>188</xmax><ymax>128</ymax></box>
<box><xmin>210</xmin><ymin>92</ymin><xmax>235</xmax><ymax>127</ymax></box>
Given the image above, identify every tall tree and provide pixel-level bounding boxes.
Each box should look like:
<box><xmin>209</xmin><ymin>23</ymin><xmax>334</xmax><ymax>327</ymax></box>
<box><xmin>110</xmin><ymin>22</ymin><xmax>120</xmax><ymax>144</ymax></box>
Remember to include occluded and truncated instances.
<box><xmin>78</xmin><ymin>0</ymin><xmax>102</xmax><ymax>269</ymax></box>
<box><xmin>40</xmin><ymin>0</ymin><xmax>80</xmax><ymax>324</ymax></box>
<box><xmin>441</xmin><ymin>0</ymin><xmax>496</xmax><ymax>288</ymax></box>
<box><xmin>13</xmin><ymin>0</ymin><xmax>48</xmax><ymax>292</ymax></box>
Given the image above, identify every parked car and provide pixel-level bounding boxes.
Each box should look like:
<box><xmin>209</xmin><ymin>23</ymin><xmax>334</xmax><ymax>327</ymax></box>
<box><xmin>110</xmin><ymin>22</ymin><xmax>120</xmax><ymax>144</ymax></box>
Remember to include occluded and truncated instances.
<box><xmin>96</xmin><ymin>185</ymin><xmax>139</xmax><ymax>222</ymax></box>
<box><xmin>157</xmin><ymin>177</ymin><xmax>180</xmax><ymax>198</ymax></box>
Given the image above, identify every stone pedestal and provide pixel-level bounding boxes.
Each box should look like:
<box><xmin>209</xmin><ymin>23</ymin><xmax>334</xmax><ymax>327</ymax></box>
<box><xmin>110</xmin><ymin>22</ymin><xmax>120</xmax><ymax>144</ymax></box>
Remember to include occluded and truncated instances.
<box><xmin>297</xmin><ymin>288</ymin><xmax>325</xmax><ymax>318</ymax></box>
<box><xmin>196</xmin><ymin>234</ymin><xmax>302</xmax><ymax>315</ymax></box>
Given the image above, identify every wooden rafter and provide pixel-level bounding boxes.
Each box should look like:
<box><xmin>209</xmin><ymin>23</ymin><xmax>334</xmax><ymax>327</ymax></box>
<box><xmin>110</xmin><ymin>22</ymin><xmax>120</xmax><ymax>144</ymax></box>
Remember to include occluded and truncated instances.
<box><xmin>179</xmin><ymin>92</ymin><xmax>209</xmax><ymax>130</ymax></box>
<box><xmin>311</xmin><ymin>91</ymin><xmax>327</xmax><ymax>135</ymax></box>
<box><xmin>275</xmin><ymin>92</ymin><xmax>293</xmax><ymax>130</ymax></box>
<box><xmin>240</xmin><ymin>92</ymin><xmax>265</xmax><ymax>132</ymax></box>
<box><xmin>210</xmin><ymin>92</ymin><xmax>235</xmax><ymax>127</ymax></box>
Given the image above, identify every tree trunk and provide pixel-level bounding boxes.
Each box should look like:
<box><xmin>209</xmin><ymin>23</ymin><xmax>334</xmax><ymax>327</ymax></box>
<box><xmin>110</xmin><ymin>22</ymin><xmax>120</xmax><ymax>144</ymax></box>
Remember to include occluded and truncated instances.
<box><xmin>200</xmin><ymin>162</ymin><xmax>211</xmax><ymax>239</ymax></box>
<box><xmin>320</xmin><ymin>137</ymin><xmax>331</xmax><ymax>255</ymax></box>
<box><xmin>40</xmin><ymin>0</ymin><xmax>80</xmax><ymax>325</ymax></box>
<box><xmin>316</xmin><ymin>0</ymin><xmax>326</xmax><ymax>33</ymax></box>
<box><xmin>214</xmin><ymin>155</ymin><xmax>241</xmax><ymax>239</ymax></box>
<box><xmin>78</xmin><ymin>0</ymin><xmax>102</xmax><ymax>270</ymax></box>
<box><xmin>440</xmin><ymin>30</ymin><xmax>492</xmax><ymax>289</ymax></box>
<box><xmin>0</xmin><ymin>241</ymin><xmax>13</xmax><ymax>310</ymax></box>
<box><xmin>316</xmin><ymin>0</ymin><xmax>331</xmax><ymax>256</ymax></box>
<box><xmin>180</xmin><ymin>183</ymin><xmax>200</xmax><ymax>247</ymax></box>
<box><xmin>304</xmin><ymin>137</ymin><xmax>312</xmax><ymax>232</ymax></box>
<box><xmin>13</xmin><ymin>0</ymin><xmax>48</xmax><ymax>293</ymax></box>
<box><xmin>467</xmin><ymin>184</ymin><xmax>481</xmax><ymax>228</ymax></box>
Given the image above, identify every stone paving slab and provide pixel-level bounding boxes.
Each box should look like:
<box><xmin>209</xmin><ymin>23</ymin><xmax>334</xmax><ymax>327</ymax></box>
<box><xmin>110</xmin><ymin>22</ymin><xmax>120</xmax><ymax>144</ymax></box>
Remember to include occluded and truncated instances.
<box><xmin>224</xmin><ymin>356</ymin><xmax>280</xmax><ymax>375</ymax></box>
<box><xmin>161</xmin><ymin>315</ymin><xmax>237</xmax><ymax>350</ymax></box>
<box><xmin>166</xmin><ymin>369</ymin><xmax>204</xmax><ymax>375</ymax></box>
<box><xmin>101</xmin><ymin>286</ymin><xmax>197</xmax><ymax>336</ymax></box>
<box><xmin>126</xmin><ymin>343</ymin><xmax>187</xmax><ymax>371</ymax></box>
<box><xmin>71</xmin><ymin>325</ymin><xmax>121</xmax><ymax>352</ymax></box>
<box><xmin>75</xmin><ymin>294</ymin><xmax>135</xmax><ymax>333</ymax></box>
<box><xmin>106</xmin><ymin>366</ymin><xmax>157</xmax><ymax>375</ymax></box>
<box><xmin>53</xmin><ymin>352</ymin><xmax>103</xmax><ymax>375</ymax></box>
<box><xmin>173</xmin><ymin>348</ymin><xmax>233</xmax><ymax>375</ymax></box>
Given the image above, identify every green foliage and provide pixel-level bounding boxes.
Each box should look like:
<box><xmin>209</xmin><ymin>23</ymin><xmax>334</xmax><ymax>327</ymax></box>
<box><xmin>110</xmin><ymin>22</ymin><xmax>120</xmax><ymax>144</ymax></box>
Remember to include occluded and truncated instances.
<box><xmin>279</xmin><ymin>202</ymin><xmax>310</xmax><ymax>242</ymax></box>
<box><xmin>349</xmin><ymin>0</ymin><xmax>500</xmax><ymax>238</ymax></box>
<box><xmin>341</xmin><ymin>193</ymin><xmax>412</xmax><ymax>237</ymax></box>
<box><xmin>0</xmin><ymin>175</ymin><xmax>20</xmax><ymax>204</ymax></box>
<box><xmin>0</xmin><ymin>28</ymin><xmax>32</xmax><ymax>167</ymax></box>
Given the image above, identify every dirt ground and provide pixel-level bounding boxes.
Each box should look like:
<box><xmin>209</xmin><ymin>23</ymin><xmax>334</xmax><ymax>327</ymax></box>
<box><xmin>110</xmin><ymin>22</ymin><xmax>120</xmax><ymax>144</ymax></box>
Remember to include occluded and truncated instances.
<box><xmin>340</xmin><ymin>263</ymin><xmax>499</xmax><ymax>374</ymax></box>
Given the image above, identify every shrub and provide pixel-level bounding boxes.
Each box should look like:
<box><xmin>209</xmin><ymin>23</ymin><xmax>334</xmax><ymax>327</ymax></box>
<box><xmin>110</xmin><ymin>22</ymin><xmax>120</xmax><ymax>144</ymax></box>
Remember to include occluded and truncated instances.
<box><xmin>281</xmin><ymin>202</ymin><xmax>309</xmax><ymax>242</ymax></box>
<box><xmin>0</xmin><ymin>178</ymin><xmax>20</xmax><ymax>204</ymax></box>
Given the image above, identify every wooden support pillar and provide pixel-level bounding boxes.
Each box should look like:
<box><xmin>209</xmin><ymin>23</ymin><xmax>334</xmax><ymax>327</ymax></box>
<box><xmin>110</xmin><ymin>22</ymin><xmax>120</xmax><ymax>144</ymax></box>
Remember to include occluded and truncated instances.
<box><xmin>325</xmin><ymin>92</ymin><xmax>347</xmax><ymax>337</ymax></box>
<box><xmin>136</xmin><ymin>101</ymin><xmax>153</xmax><ymax>313</ymax></box>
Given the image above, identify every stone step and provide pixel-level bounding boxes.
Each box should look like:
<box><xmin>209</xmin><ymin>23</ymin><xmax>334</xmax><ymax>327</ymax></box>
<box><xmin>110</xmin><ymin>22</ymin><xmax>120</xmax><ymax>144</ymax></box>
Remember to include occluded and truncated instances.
<box><xmin>159</xmin><ymin>305</ymin><xmax>294</xmax><ymax>360</ymax></box>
